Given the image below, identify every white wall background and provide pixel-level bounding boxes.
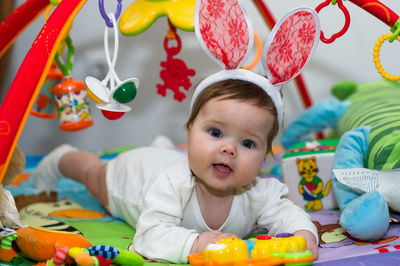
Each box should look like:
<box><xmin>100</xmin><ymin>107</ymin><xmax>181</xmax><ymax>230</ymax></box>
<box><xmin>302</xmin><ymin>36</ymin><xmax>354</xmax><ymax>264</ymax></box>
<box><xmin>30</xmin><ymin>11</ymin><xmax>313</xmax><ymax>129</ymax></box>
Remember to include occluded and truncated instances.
<box><xmin>3</xmin><ymin>0</ymin><xmax>400</xmax><ymax>155</ymax></box>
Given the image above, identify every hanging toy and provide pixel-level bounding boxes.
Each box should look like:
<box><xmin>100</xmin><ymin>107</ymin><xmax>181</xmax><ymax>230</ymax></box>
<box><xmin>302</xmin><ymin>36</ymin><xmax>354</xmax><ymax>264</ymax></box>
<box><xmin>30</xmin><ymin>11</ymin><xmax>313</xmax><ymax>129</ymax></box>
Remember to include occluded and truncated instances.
<box><xmin>373</xmin><ymin>32</ymin><xmax>400</xmax><ymax>81</ymax></box>
<box><xmin>156</xmin><ymin>21</ymin><xmax>196</xmax><ymax>102</ymax></box>
<box><xmin>53</xmin><ymin>77</ymin><xmax>94</xmax><ymax>132</ymax></box>
<box><xmin>118</xmin><ymin>0</ymin><xmax>196</xmax><ymax>101</ymax></box>
<box><xmin>373</xmin><ymin>18</ymin><xmax>400</xmax><ymax>81</ymax></box>
<box><xmin>53</xmin><ymin>35</ymin><xmax>94</xmax><ymax>131</ymax></box>
<box><xmin>315</xmin><ymin>0</ymin><xmax>350</xmax><ymax>43</ymax></box>
<box><xmin>30</xmin><ymin>63</ymin><xmax>63</xmax><ymax>119</ymax></box>
<box><xmin>86</xmin><ymin>0</ymin><xmax>138</xmax><ymax>120</ymax></box>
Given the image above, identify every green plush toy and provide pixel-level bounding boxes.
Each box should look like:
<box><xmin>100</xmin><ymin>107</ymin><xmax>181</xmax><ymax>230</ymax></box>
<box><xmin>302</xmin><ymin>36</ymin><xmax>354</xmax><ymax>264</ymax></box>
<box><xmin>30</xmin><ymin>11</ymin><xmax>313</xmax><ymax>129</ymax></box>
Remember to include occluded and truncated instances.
<box><xmin>282</xmin><ymin>79</ymin><xmax>400</xmax><ymax>241</ymax></box>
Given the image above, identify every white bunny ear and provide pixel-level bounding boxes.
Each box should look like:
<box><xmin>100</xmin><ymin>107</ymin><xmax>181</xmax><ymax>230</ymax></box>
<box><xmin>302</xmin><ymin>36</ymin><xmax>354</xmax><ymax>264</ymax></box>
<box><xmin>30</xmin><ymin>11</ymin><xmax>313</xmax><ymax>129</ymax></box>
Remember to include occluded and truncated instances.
<box><xmin>262</xmin><ymin>7</ymin><xmax>320</xmax><ymax>86</ymax></box>
<box><xmin>195</xmin><ymin>0</ymin><xmax>253</xmax><ymax>70</ymax></box>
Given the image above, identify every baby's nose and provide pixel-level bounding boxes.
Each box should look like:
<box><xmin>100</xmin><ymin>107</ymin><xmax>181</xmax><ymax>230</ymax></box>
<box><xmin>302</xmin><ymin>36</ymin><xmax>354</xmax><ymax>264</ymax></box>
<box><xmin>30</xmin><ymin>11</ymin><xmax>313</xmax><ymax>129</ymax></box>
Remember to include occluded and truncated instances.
<box><xmin>220</xmin><ymin>142</ymin><xmax>237</xmax><ymax>157</ymax></box>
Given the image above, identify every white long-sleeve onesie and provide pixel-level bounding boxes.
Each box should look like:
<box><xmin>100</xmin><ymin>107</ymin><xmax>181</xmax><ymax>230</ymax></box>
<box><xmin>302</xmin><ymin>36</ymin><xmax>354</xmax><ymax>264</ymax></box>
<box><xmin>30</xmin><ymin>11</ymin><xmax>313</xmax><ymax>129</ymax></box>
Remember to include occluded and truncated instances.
<box><xmin>105</xmin><ymin>146</ymin><xmax>317</xmax><ymax>263</ymax></box>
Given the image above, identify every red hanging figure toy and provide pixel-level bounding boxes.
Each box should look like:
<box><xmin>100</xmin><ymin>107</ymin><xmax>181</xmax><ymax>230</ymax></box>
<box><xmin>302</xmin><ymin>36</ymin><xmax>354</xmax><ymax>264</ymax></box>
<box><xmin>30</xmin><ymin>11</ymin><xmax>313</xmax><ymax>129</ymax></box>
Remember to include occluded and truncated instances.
<box><xmin>157</xmin><ymin>22</ymin><xmax>196</xmax><ymax>102</ymax></box>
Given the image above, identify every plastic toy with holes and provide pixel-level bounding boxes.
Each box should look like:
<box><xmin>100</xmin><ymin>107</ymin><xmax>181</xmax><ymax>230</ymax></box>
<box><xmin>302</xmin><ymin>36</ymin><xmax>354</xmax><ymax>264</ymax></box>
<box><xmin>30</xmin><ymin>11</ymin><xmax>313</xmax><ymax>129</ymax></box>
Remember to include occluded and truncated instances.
<box><xmin>86</xmin><ymin>0</ymin><xmax>138</xmax><ymax>120</ymax></box>
<box><xmin>187</xmin><ymin>235</ymin><xmax>314</xmax><ymax>266</ymax></box>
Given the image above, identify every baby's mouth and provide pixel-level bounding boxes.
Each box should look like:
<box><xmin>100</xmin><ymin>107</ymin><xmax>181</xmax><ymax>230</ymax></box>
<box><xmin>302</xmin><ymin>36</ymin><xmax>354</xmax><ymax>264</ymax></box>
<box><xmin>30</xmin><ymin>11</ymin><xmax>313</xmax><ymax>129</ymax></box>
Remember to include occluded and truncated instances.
<box><xmin>212</xmin><ymin>163</ymin><xmax>232</xmax><ymax>177</ymax></box>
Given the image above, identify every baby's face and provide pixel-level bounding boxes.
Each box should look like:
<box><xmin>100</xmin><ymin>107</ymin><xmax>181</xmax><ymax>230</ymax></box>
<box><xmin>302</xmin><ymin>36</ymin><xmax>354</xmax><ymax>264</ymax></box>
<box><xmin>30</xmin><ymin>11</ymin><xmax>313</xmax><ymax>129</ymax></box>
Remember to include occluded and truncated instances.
<box><xmin>187</xmin><ymin>97</ymin><xmax>274</xmax><ymax>194</ymax></box>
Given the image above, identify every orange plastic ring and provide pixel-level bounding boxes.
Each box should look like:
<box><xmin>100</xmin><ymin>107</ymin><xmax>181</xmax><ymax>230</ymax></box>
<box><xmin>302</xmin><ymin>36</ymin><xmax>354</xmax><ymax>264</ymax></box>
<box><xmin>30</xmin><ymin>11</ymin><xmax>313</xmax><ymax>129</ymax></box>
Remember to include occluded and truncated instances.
<box><xmin>243</xmin><ymin>32</ymin><xmax>262</xmax><ymax>70</ymax></box>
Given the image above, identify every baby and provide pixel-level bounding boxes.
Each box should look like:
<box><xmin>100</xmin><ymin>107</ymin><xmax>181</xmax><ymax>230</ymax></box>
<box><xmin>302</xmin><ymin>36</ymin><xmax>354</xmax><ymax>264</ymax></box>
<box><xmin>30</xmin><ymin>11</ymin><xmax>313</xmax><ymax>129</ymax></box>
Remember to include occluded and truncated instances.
<box><xmin>34</xmin><ymin>69</ymin><xmax>318</xmax><ymax>263</ymax></box>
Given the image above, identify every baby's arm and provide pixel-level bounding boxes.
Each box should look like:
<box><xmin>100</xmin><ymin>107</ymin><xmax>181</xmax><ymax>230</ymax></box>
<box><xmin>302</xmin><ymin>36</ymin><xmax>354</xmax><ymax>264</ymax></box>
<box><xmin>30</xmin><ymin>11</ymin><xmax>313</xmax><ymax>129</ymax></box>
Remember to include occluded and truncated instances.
<box><xmin>255</xmin><ymin>178</ymin><xmax>318</xmax><ymax>254</ymax></box>
<box><xmin>294</xmin><ymin>230</ymin><xmax>318</xmax><ymax>258</ymax></box>
<box><xmin>191</xmin><ymin>231</ymin><xmax>238</xmax><ymax>253</ymax></box>
<box><xmin>134</xmin><ymin>216</ymin><xmax>199</xmax><ymax>263</ymax></box>
<box><xmin>133</xmin><ymin>176</ymin><xmax>198</xmax><ymax>263</ymax></box>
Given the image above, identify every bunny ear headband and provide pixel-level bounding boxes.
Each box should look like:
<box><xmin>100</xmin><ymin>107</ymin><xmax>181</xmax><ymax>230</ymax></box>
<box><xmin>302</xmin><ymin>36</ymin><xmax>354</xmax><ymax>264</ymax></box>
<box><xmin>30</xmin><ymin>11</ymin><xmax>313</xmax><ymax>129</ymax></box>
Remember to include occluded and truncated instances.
<box><xmin>191</xmin><ymin>0</ymin><xmax>321</xmax><ymax>126</ymax></box>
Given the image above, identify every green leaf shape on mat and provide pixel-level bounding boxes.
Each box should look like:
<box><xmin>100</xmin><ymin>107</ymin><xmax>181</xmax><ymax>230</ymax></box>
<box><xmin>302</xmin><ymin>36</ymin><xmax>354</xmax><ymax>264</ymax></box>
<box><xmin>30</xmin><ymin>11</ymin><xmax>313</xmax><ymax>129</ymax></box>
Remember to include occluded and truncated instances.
<box><xmin>61</xmin><ymin>219</ymin><xmax>135</xmax><ymax>249</ymax></box>
<box><xmin>60</xmin><ymin>220</ymin><xmax>190</xmax><ymax>265</ymax></box>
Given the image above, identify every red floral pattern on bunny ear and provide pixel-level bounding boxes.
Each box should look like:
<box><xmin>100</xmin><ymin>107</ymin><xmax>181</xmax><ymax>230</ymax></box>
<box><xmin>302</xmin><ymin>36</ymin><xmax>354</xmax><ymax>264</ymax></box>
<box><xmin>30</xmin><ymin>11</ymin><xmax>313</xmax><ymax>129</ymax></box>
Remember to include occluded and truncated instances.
<box><xmin>196</xmin><ymin>0</ymin><xmax>252</xmax><ymax>69</ymax></box>
<box><xmin>264</xmin><ymin>9</ymin><xmax>319</xmax><ymax>85</ymax></box>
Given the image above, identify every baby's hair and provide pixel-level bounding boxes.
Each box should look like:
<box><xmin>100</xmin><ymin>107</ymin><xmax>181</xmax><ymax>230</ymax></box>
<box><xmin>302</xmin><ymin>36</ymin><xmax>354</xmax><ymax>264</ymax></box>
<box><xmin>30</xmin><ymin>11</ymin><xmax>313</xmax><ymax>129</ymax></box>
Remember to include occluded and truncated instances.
<box><xmin>186</xmin><ymin>79</ymin><xmax>279</xmax><ymax>155</ymax></box>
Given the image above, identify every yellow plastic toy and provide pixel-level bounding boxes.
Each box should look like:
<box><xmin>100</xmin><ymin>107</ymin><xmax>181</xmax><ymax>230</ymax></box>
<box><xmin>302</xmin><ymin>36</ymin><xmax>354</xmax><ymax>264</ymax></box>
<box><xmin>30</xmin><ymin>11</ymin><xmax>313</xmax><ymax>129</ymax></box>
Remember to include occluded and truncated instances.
<box><xmin>373</xmin><ymin>33</ymin><xmax>400</xmax><ymax>81</ymax></box>
<box><xmin>119</xmin><ymin>0</ymin><xmax>195</xmax><ymax>36</ymax></box>
<box><xmin>188</xmin><ymin>235</ymin><xmax>314</xmax><ymax>266</ymax></box>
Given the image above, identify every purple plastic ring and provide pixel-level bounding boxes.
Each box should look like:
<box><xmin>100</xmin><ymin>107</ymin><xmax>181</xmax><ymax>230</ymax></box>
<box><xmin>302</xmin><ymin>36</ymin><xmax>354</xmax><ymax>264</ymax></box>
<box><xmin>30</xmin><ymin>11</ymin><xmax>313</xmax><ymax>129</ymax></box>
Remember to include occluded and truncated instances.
<box><xmin>99</xmin><ymin>0</ymin><xmax>122</xmax><ymax>27</ymax></box>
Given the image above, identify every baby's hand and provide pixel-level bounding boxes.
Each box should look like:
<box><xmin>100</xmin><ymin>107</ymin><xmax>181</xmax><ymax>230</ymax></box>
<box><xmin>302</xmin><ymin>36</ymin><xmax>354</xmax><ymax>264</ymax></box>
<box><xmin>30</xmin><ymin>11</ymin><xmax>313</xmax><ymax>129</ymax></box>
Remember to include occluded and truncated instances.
<box><xmin>294</xmin><ymin>230</ymin><xmax>318</xmax><ymax>259</ymax></box>
<box><xmin>190</xmin><ymin>230</ymin><xmax>237</xmax><ymax>254</ymax></box>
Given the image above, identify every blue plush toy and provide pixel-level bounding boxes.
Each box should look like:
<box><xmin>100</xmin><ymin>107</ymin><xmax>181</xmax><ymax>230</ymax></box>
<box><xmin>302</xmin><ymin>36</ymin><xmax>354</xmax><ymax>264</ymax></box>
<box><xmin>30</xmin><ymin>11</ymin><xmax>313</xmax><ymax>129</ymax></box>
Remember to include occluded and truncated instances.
<box><xmin>282</xmin><ymin>79</ymin><xmax>400</xmax><ymax>241</ymax></box>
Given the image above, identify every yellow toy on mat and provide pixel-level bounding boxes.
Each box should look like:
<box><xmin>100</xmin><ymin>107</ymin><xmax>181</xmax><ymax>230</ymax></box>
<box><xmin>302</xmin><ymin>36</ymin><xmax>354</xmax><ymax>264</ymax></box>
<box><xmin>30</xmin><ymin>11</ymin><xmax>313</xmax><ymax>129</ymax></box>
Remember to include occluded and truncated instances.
<box><xmin>188</xmin><ymin>235</ymin><xmax>314</xmax><ymax>266</ymax></box>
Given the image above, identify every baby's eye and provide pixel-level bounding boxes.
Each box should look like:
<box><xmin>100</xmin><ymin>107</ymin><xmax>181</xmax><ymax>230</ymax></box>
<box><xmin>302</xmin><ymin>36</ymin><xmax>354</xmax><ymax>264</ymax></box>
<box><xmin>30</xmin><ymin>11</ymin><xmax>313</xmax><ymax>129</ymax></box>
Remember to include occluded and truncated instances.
<box><xmin>209</xmin><ymin>128</ymin><xmax>222</xmax><ymax>138</ymax></box>
<box><xmin>241</xmin><ymin>139</ymin><xmax>255</xmax><ymax>149</ymax></box>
